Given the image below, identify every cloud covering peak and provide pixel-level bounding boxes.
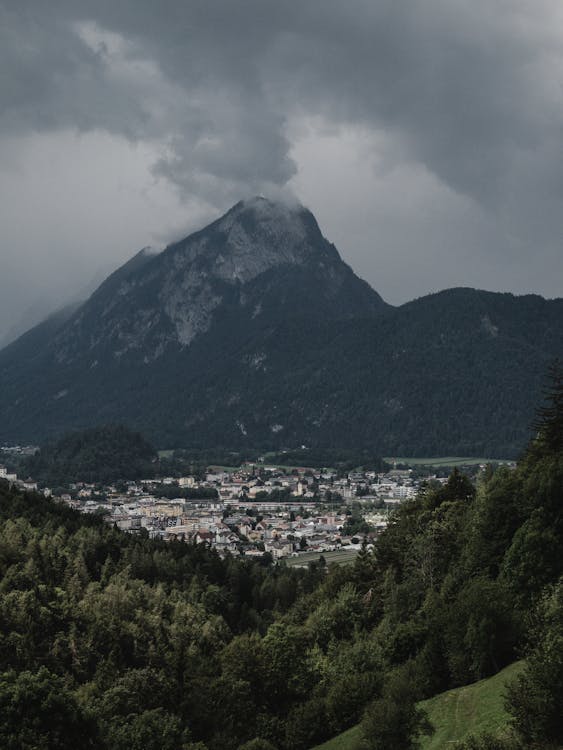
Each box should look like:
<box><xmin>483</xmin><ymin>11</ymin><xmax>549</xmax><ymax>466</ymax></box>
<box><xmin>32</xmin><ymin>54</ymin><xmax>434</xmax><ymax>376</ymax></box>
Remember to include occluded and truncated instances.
<box><xmin>1</xmin><ymin>0</ymin><xmax>562</xmax><ymax>343</ymax></box>
<box><xmin>3</xmin><ymin>1</ymin><xmax>563</xmax><ymax>208</ymax></box>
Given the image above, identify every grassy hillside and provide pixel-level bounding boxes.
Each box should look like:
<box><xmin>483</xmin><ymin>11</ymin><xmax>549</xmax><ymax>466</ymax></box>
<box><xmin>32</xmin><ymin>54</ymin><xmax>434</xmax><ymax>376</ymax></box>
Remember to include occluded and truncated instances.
<box><xmin>312</xmin><ymin>661</ymin><xmax>524</xmax><ymax>750</ymax></box>
<box><xmin>420</xmin><ymin>661</ymin><xmax>524</xmax><ymax>749</ymax></box>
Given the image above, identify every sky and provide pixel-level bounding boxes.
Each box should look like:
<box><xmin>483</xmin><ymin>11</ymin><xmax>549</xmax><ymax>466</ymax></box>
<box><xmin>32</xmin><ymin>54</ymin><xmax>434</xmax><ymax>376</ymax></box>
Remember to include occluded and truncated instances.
<box><xmin>1</xmin><ymin>0</ymin><xmax>563</xmax><ymax>344</ymax></box>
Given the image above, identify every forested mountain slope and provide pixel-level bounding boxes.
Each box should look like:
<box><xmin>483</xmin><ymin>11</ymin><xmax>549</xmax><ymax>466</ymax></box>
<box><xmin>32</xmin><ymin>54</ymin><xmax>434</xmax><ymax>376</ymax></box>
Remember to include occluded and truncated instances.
<box><xmin>0</xmin><ymin>197</ymin><xmax>562</xmax><ymax>456</ymax></box>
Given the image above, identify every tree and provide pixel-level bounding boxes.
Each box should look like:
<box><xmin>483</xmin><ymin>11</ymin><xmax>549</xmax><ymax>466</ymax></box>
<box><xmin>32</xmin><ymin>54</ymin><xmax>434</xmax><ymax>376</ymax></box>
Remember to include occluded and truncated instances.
<box><xmin>506</xmin><ymin>578</ymin><xmax>563</xmax><ymax>746</ymax></box>
<box><xmin>361</xmin><ymin>664</ymin><xmax>433</xmax><ymax>750</ymax></box>
<box><xmin>0</xmin><ymin>668</ymin><xmax>99</xmax><ymax>749</ymax></box>
<box><xmin>284</xmin><ymin>696</ymin><xmax>329</xmax><ymax>749</ymax></box>
<box><xmin>425</xmin><ymin>467</ymin><xmax>475</xmax><ymax>510</ymax></box>
<box><xmin>444</xmin><ymin>578</ymin><xmax>519</xmax><ymax>684</ymax></box>
<box><xmin>354</xmin><ymin>537</ymin><xmax>377</xmax><ymax>593</ymax></box>
<box><xmin>531</xmin><ymin>359</ymin><xmax>563</xmax><ymax>454</ymax></box>
<box><xmin>106</xmin><ymin>708</ymin><xmax>192</xmax><ymax>750</ymax></box>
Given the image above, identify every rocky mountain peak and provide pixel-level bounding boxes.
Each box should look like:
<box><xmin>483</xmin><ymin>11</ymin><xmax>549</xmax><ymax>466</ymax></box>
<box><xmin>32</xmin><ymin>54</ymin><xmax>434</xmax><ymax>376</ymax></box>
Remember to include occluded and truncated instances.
<box><xmin>219</xmin><ymin>195</ymin><xmax>315</xmax><ymax>238</ymax></box>
<box><xmin>166</xmin><ymin>195</ymin><xmax>331</xmax><ymax>286</ymax></box>
<box><xmin>154</xmin><ymin>196</ymin><xmax>371</xmax><ymax>346</ymax></box>
<box><xmin>10</xmin><ymin>197</ymin><xmax>385</xmax><ymax>363</ymax></box>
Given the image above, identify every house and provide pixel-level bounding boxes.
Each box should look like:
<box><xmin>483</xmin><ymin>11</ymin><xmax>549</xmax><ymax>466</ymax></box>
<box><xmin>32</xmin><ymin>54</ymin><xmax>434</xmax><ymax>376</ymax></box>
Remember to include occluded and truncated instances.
<box><xmin>195</xmin><ymin>529</ymin><xmax>215</xmax><ymax>545</ymax></box>
<box><xmin>265</xmin><ymin>539</ymin><xmax>294</xmax><ymax>559</ymax></box>
<box><xmin>215</xmin><ymin>530</ymin><xmax>240</xmax><ymax>553</ymax></box>
<box><xmin>116</xmin><ymin>515</ymin><xmax>142</xmax><ymax>531</ymax></box>
<box><xmin>19</xmin><ymin>478</ymin><xmax>38</xmax><ymax>491</ymax></box>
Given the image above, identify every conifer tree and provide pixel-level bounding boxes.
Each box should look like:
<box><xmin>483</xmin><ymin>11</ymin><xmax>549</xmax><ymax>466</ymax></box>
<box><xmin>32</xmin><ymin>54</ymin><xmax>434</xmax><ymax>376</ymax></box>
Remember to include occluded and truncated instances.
<box><xmin>532</xmin><ymin>359</ymin><xmax>563</xmax><ymax>453</ymax></box>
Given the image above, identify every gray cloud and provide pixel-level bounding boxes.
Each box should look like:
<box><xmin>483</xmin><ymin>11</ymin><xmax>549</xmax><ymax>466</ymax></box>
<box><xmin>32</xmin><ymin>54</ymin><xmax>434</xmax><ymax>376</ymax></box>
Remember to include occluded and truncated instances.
<box><xmin>0</xmin><ymin>0</ymin><xmax>562</xmax><ymax>341</ymax></box>
<box><xmin>4</xmin><ymin>1</ymin><xmax>563</xmax><ymax>205</ymax></box>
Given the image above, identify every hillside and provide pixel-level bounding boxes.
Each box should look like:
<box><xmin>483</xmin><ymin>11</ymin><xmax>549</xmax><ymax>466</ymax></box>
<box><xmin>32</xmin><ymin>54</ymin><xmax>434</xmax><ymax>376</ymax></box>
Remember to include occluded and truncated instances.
<box><xmin>22</xmin><ymin>424</ymin><xmax>158</xmax><ymax>486</ymax></box>
<box><xmin>312</xmin><ymin>662</ymin><xmax>524</xmax><ymax>750</ymax></box>
<box><xmin>0</xmin><ymin>198</ymin><xmax>562</xmax><ymax>455</ymax></box>
<box><xmin>0</xmin><ymin>370</ymin><xmax>562</xmax><ymax>749</ymax></box>
<box><xmin>421</xmin><ymin>662</ymin><xmax>524</xmax><ymax>749</ymax></box>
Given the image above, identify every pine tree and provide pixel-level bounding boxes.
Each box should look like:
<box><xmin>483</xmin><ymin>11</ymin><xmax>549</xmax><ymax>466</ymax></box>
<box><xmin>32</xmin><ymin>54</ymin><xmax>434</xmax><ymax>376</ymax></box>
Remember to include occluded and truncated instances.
<box><xmin>532</xmin><ymin>359</ymin><xmax>563</xmax><ymax>453</ymax></box>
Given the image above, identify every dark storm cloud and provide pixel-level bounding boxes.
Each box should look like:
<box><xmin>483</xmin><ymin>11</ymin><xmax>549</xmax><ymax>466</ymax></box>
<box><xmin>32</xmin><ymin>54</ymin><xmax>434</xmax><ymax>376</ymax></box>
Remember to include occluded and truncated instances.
<box><xmin>0</xmin><ymin>0</ymin><xmax>562</xmax><ymax>338</ymax></box>
<box><xmin>3</xmin><ymin>1</ymin><xmax>563</xmax><ymax>210</ymax></box>
<box><xmin>0</xmin><ymin>1</ymin><xmax>298</xmax><ymax>200</ymax></box>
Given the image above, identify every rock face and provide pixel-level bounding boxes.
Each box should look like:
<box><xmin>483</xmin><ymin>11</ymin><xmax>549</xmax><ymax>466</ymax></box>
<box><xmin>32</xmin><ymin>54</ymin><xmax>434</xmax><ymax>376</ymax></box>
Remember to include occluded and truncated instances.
<box><xmin>0</xmin><ymin>197</ymin><xmax>562</xmax><ymax>457</ymax></box>
<box><xmin>50</xmin><ymin>197</ymin><xmax>385</xmax><ymax>364</ymax></box>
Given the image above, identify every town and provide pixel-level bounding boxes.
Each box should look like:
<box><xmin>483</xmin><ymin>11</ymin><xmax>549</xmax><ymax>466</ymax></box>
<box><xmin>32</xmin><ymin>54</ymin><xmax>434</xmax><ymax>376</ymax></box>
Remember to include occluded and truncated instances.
<box><xmin>1</xmin><ymin>450</ymin><xmax>437</xmax><ymax>563</ymax></box>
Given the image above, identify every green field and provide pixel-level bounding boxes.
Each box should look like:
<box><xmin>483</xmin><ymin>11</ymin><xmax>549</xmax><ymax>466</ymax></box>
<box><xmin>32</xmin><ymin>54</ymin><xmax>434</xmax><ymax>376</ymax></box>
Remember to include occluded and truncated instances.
<box><xmin>384</xmin><ymin>456</ymin><xmax>510</xmax><ymax>468</ymax></box>
<box><xmin>283</xmin><ymin>549</ymin><xmax>359</xmax><ymax>567</ymax></box>
<box><xmin>312</xmin><ymin>661</ymin><xmax>524</xmax><ymax>750</ymax></box>
<box><xmin>160</xmin><ymin>453</ymin><xmax>511</xmax><ymax>471</ymax></box>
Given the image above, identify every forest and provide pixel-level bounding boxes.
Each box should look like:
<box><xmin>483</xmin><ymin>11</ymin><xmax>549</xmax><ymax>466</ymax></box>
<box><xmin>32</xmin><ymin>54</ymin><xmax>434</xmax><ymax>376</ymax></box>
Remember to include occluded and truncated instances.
<box><xmin>23</xmin><ymin>424</ymin><xmax>158</xmax><ymax>486</ymax></box>
<box><xmin>0</xmin><ymin>366</ymin><xmax>562</xmax><ymax>749</ymax></box>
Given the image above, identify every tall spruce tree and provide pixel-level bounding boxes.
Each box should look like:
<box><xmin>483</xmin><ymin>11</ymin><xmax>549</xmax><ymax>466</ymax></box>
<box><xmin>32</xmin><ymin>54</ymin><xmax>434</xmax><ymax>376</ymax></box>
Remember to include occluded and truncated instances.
<box><xmin>532</xmin><ymin>359</ymin><xmax>563</xmax><ymax>453</ymax></box>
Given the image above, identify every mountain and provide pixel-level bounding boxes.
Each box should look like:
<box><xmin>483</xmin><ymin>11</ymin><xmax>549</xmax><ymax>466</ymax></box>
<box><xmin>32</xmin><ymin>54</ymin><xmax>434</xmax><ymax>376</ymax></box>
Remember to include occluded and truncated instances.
<box><xmin>0</xmin><ymin>264</ymin><xmax>113</xmax><ymax>349</ymax></box>
<box><xmin>0</xmin><ymin>197</ymin><xmax>561</xmax><ymax>457</ymax></box>
<box><xmin>51</xmin><ymin>198</ymin><xmax>384</xmax><ymax>364</ymax></box>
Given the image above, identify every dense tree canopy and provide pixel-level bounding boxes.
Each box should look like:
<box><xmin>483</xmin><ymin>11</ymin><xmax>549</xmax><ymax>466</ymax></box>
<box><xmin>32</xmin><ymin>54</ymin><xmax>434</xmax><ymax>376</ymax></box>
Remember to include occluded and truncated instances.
<box><xmin>1</xmin><ymin>368</ymin><xmax>562</xmax><ymax>749</ymax></box>
<box><xmin>23</xmin><ymin>424</ymin><xmax>158</xmax><ymax>485</ymax></box>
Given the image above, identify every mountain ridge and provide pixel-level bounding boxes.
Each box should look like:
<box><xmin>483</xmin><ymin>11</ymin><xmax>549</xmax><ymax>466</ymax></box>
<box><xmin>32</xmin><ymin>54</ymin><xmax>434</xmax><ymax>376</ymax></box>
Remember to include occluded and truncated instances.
<box><xmin>42</xmin><ymin>196</ymin><xmax>386</xmax><ymax>365</ymax></box>
<box><xmin>0</xmin><ymin>198</ymin><xmax>561</xmax><ymax>455</ymax></box>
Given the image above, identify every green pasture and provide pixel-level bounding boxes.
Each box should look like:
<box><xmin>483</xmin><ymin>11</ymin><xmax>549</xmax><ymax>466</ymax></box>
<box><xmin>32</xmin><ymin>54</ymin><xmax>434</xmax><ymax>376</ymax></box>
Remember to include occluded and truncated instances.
<box><xmin>312</xmin><ymin>661</ymin><xmax>524</xmax><ymax>750</ymax></box>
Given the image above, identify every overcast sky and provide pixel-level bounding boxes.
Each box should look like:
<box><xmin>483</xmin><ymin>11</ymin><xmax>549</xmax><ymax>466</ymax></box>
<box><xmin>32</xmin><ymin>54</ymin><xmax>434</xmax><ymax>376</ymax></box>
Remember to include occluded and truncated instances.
<box><xmin>1</xmin><ymin>1</ymin><xmax>563</xmax><ymax>344</ymax></box>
